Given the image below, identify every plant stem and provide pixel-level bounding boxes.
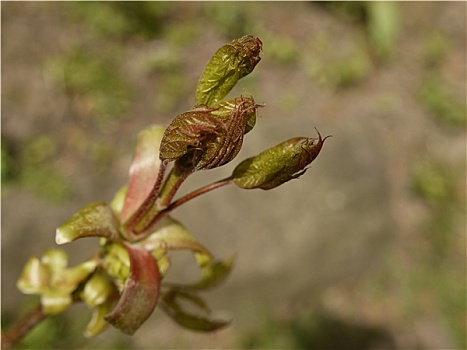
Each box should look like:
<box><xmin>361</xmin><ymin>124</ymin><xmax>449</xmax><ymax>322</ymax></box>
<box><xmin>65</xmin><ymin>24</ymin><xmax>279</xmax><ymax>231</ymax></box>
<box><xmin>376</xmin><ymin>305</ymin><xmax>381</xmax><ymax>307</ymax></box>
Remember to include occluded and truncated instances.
<box><xmin>155</xmin><ymin>177</ymin><xmax>233</xmax><ymax>220</ymax></box>
<box><xmin>2</xmin><ymin>303</ymin><xmax>46</xmax><ymax>350</ymax></box>
<box><xmin>131</xmin><ymin>165</ymin><xmax>192</xmax><ymax>235</ymax></box>
<box><xmin>155</xmin><ymin>165</ymin><xmax>193</xmax><ymax>210</ymax></box>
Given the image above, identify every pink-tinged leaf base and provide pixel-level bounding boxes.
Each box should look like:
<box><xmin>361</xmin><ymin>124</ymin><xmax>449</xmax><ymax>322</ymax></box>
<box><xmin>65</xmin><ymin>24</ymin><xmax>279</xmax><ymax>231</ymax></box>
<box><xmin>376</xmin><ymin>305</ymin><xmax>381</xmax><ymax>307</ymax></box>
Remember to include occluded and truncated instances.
<box><xmin>104</xmin><ymin>244</ymin><xmax>160</xmax><ymax>335</ymax></box>
<box><xmin>120</xmin><ymin>125</ymin><xmax>166</xmax><ymax>223</ymax></box>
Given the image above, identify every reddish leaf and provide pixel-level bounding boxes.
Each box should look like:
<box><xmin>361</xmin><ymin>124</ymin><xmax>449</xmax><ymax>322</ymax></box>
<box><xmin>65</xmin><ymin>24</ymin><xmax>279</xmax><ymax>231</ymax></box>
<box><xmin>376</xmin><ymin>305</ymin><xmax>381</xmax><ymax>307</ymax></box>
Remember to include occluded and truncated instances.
<box><xmin>120</xmin><ymin>126</ymin><xmax>166</xmax><ymax>223</ymax></box>
<box><xmin>104</xmin><ymin>244</ymin><xmax>160</xmax><ymax>335</ymax></box>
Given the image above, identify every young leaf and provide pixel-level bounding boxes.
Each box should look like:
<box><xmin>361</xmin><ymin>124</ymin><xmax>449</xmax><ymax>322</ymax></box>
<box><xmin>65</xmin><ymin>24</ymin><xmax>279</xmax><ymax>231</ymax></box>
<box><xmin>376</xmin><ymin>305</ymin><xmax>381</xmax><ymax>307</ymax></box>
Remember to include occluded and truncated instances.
<box><xmin>17</xmin><ymin>251</ymin><xmax>98</xmax><ymax>315</ymax></box>
<box><xmin>159</xmin><ymin>108</ymin><xmax>225</xmax><ymax>170</ymax></box>
<box><xmin>84</xmin><ymin>300</ymin><xmax>113</xmax><ymax>338</ymax></box>
<box><xmin>137</xmin><ymin>216</ymin><xmax>213</xmax><ymax>263</ymax></box>
<box><xmin>189</xmin><ymin>258</ymin><xmax>234</xmax><ymax>290</ymax></box>
<box><xmin>161</xmin><ymin>290</ymin><xmax>230</xmax><ymax>332</ymax></box>
<box><xmin>120</xmin><ymin>125</ymin><xmax>166</xmax><ymax>223</ymax></box>
<box><xmin>195</xmin><ymin>35</ymin><xmax>262</xmax><ymax>106</ymax></box>
<box><xmin>104</xmin><ymin>244</ymin><xmax>160</xmax><ymax>335</ymax></box>
<box><xmin>81</xmin><ymin>271</ymin><xmax>117</xmax><ymax>308</ymax></box>
<box><xmin>232</xmin><ymin>128</ymin><xmax>331</xmax><ymax>190</ymax></box>
<box><xmin>159</xmin><ymin>97</ymin><xmax>262</xmax><ymax>172</ymax></box>
<box><xmin>56</xmin><ymin>201</ymin><xmax>120</xmax><ymax>244</ymax></box>
<box><xmin>17</xmin><ymin>257</ymin><xmax>51</xmax><ymax>294</ymax></box>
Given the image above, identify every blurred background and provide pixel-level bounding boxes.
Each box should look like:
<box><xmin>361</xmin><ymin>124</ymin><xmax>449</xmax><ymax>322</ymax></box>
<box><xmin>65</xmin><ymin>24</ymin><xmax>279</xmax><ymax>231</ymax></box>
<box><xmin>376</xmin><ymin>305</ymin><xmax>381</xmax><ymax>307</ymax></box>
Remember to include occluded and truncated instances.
<box><xmin>2</xmin><ymin>2</ymin><xmax>465</xmax><ymax>349</ymax></box>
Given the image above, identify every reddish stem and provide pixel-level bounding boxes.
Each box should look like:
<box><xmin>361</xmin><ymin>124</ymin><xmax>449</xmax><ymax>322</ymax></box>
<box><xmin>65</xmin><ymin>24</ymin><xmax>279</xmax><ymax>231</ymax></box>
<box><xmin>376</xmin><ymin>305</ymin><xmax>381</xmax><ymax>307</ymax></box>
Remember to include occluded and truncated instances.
<box><xmin>153</xmin><ymin>177</ymin><xmax>233</xmax><ymax>223</ymax></box>
<box><xmin>2</xmin><ymin>303</ymin><xmax>46</xmax><ymax>350</ymax></box>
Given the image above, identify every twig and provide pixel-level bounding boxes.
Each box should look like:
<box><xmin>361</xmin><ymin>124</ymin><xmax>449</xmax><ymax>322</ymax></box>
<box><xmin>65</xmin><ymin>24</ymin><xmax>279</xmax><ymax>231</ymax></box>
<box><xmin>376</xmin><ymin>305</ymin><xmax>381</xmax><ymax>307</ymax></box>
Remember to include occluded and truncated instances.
<box><xmin>157</xmin><ymin>177</ymin><xmax>233</xmax><ymax>219</ymax></box>
<box><xmin>2</xmin><ymin>303</ymin><xmax>46</xmax><ymax>350</ymax></box>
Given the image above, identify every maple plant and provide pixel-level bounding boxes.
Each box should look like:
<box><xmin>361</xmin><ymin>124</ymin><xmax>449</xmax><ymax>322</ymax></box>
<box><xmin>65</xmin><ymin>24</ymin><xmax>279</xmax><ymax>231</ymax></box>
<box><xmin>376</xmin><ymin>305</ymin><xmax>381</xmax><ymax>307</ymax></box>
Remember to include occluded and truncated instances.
<box><xmin>2</xmin><ymin>35</ymin><xmax>330</xmax><ymax>349</ymax></box>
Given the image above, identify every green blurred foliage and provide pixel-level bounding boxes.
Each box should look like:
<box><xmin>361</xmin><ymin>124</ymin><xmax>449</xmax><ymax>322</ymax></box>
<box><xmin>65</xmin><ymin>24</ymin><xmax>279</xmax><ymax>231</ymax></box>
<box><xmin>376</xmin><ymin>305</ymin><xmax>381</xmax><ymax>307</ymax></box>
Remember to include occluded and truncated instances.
<box><xmin>203</xmin><ymin>2</ymin><xmax>251</xmax><ymax>39</ymax></box>
<box><xmin>306</xmin><ymin>33</ymin><xmax>372</xmax><ymax>89</ymax></box>
<box><xmin>68</xmin><ymin>2</ymin><xmax>171</xmax><ymax>40</ymax></box>
<box><xmin>411</xmin><ymin>158</ymin><xmax>463</xmax><ymax>257</ymax></box>
<box><xmin>418</xmin><ymin>75</ymin><xmax>466</xmax><ymax>128</ymax></box>
<box><xmin>2</xmin><ymin>135</ymin><xmax>71</xmax><ymax>201</ymax></box>
<box><xmin>241</xmin><ymin>311</ymin><xmax>393</xmax><ymax>349</ymax></box>
<box><xmin>1</xmin><ymin>139</ymin><xmax>15</xmax><ymax>184</ymax></box>
<box><xmin>254</xmin><ymin>27</ymin><xmax>299</xmax><ymax>66</ymax></box>
<box><xmin>46</xmin><ymin>49</ymin><xmax>132</xmax><ymax>130</ymax></box>
<box><xmin>321</xmin><ymin>1</ymin><xmax>400</xmax><ymax>62</ymax></box>
<box><xmin>411</xmin><ymin>159</ymin><xmax>456</xmax><ymax>207</ymax></box>
<box><xmin>19</xmin><ymin>136</ymin><xmax>72</xmax><ymax>202</ymax></box>
<box><xmin>409</xmin><ymin>157</ymin><xmax>466</xmax><ymax>347</ymax></box>
<box><xmin>423</xmin><ymin>31</ymin><xmax>450</xmax><ymax>68</ymax></box>
<box><xmin>366</xmin><ymin>1</ymin><xmax>400</xmax><ymax>61</ymax></box>
<box><xmin>17</xmin><ymin>314</ymin><xmax>62</xmax><ymax>349</ymax></box>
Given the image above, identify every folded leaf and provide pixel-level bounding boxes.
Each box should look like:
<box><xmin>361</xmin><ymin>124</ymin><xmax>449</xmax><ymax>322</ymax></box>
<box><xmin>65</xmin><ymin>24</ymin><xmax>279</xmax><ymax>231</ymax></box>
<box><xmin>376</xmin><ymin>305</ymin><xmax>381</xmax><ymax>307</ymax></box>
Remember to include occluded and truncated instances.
<box><xmin>110</xmin><ymin>185</ymin><xmax>127</xmax><ymax>217</ymax></box>
<box><xmin>138</xmin><ymin>216</ymin><xmax>213</xmax><ymax>263</ymax></box>
<box><xmin>161</xmin><ymin>289</ymin><xmax>230</xmax><ymax>332</ymax></box>
<box><xmin>105</xmin><ymin>244</ymin><xmax>160</xmax><ymax>335</ymax></box>
<box><xmin>120</xmin><ymin>126</ymin><xmax>166</xmax><ymax>223</ymax></box>
<box><xmin>195</xmin><ymin>35</ymin><xmax>262</xmax><ymax>106</ymax></box>
<box><xmin>84</xmin><ymin>300</ymin><xmax>113</xmax><ymax>338</ymax></box>
<box><xmin>56</xmin><ymin>201</ymin><xmax>120</xmax><ymax>244</ymax></box>
<box><xmin>190</xmin><ymin>258</ymin><xmax>234</xmax><ymax>290</ymax></box>
<box><xmin>232</xmin><ymin>128</ymin><xmax>331</xmax><ymax>190</ymax></box>
<box><xmin>159</xmin><ymin>97</ymin><xmax>261</xmax><ymax>172</ymax></box>
<box><xmin>17</xmin><ymin>257</ymin><xmax>50</xmax><ymax>294</ymax></box>
<box><xmin>82</xmin><ymin>271</ymin><xmax>116</xmax><ymax>308</ymax></box>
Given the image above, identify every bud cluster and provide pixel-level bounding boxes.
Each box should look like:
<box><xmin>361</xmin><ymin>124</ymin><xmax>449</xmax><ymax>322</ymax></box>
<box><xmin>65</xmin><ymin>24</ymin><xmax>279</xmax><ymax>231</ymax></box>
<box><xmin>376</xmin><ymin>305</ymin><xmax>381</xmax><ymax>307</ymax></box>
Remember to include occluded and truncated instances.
<box><xmin>13</xmin><ymin>35</ymin><xmax>330</xmax><ymax>342</ymax></box>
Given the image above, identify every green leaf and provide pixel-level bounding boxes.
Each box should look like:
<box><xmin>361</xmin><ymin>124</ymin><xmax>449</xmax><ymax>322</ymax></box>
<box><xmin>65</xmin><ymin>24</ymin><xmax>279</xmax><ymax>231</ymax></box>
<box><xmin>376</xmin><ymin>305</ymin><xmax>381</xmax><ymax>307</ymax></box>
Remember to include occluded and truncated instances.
<box><xmin>101</xmin><ymin>242</ymin><xmax>131</xmax><ymax>283</ymax></box>
<box><xmin>17</xmin><ymin>257</ymin><xmax>51</xmax><ymax>294</ymax></box>
<box><xmin>195</xmin><ymin>35</ymin><xmax>262</xmax><ymax>106</ymax></box>
<box><xmin>51</xmin><ymin>259</ymin><xmax>98</xmax><ymax>292</ymax></box>
<box><xmin>110</xmin><ymin>185</ymin><xmax>127</xmax><ymax>217</ymax></box>
<box><xmin>120</xmin><ymin>125</ymin><xmax>166</xmax><ymax>223</ymax></box>
<box><xmin>40</xmin><ymin>289</ymin><xmax>73</xmax><ymax>314</ymax></box>
<box><xmin>232</xmin><ymin>129</ymin><xmax>331</xmax><ymax>190</ymax></box>
<box><xmin>81</xmin><ymin>271</ymin><xmax>116</xmax><ymax>308</ymax></box>
<box><xmin>41</xmin><ymin>249</ymin><xmax>68</xmax><ymax>274</ymax></box>
<box><xmin>104</xmin><ymin>244</ymin><xmax>161</xmax><ymax>335</ymax></box>
<box><xmin>190</xmin><ymin>257</ymin><xmax>234</xmax><ymax>290</ymax></box>
<box><xmin>55</xmin><ymin>201</ymin><xmax>120</xmax><ymax>244</ymax></box>
<box><xmin>161</xmin><ymin>289</ymin><xmax>230</xmax><ymax>332</ymax></box>
<box><xmin>138</xmin><ymin>216</ymin><xmax>213</xmax><ymax>263</ymax></box>
<box><xmin>84</xmin><ymin>300</ymin><xmax>113</xmax><ymax>338</ymax></box>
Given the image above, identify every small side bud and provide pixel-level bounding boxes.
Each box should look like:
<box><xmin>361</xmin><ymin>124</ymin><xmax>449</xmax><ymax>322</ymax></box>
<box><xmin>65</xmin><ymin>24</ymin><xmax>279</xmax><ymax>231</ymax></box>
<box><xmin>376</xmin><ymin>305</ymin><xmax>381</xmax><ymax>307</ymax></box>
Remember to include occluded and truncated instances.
<box><xmin>232</xmin><ymin>128</ymin><xmax>331</xmax><ymax>190</ymax></box>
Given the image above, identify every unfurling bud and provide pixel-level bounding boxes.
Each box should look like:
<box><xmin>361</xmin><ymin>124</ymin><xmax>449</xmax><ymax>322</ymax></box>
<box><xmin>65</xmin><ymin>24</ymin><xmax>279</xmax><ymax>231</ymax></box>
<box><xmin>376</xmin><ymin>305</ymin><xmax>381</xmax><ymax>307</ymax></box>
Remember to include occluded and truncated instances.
<box><xmin>232</xmin><ymin>128</ymin><xmax>331</xmax><ymax>190</ymax></box>
<box><xmin>195</xmin><ymin>35</ymin><xmax>263</xmax><ymax>106</ymax></box>
<box><xmin>159</xmin><ymin>96</ymin><xmax>262</xmax><ymax>171</ymax></box>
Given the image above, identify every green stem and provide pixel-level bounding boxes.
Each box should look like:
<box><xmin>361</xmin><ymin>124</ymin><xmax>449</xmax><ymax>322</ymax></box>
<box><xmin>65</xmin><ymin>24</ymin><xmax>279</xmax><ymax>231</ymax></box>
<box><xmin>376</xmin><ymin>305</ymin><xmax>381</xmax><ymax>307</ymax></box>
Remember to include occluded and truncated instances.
<box><xmin>2</xmin><ymin>303</ymin><xmax>46</xmax><ymax>350</ymax></box>
<box><xmin>131</xmin><ymin>165</ymin><xmax>192</xmax><ymax>235</ymax></box>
